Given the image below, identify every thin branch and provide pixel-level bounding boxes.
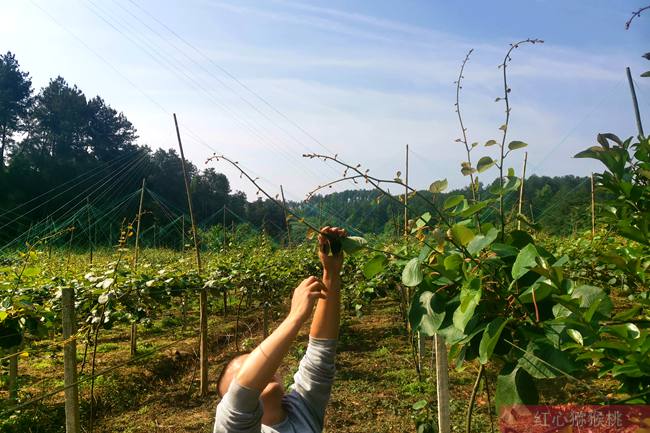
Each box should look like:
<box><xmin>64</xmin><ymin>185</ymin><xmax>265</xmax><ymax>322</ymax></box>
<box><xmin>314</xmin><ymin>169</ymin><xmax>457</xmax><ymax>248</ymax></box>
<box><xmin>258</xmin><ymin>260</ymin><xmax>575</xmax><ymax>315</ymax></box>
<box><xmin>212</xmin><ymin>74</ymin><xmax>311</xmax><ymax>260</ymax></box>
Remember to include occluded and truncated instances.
<box><xmin>455</xmin><ymin>49</ymin><xmax>479</xmax><ymax>203</ymax></box>
<box><xmin>625</xmin><ymin>5</ymin><xmax>650</xmax><ymax>29</ymax></box>
<box><xmin>497</xmin><ymin>38</ymin><xmax>543</xmax><ymax>239</ymax></box>
<box><xmin>206</xmin><ymin>154</ymin><xmax>414</xmax><ymax>262</ymax></box>
<box><xmin>303</xmin><ymin>153</ymin><xmax>484</xmax><ymax>267</ymax></box>
<box><xmin>305</xmin><ymin>175</ymin><xmax>365</xmax><ymax>200</ymax></box>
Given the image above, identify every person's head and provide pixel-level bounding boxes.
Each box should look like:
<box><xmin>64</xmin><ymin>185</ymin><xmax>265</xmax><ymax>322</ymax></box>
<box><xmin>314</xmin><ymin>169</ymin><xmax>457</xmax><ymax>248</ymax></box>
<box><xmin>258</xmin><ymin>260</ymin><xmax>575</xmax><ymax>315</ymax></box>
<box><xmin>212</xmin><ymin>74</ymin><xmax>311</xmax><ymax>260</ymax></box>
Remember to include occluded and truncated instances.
<box><xmin>217</xmin><ymin>352</ymin><xmax>285</xmax><ymax>404</ymax></box>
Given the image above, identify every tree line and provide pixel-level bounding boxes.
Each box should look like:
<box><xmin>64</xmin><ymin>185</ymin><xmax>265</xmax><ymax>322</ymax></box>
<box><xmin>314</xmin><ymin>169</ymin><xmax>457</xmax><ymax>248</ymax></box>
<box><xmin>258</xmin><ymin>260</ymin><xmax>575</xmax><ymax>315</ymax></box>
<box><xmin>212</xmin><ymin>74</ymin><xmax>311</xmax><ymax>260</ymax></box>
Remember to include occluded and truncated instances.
<box><xmin>0</xmin><ymin>51</ymin><xmax>596</xmax><ymax>249</ymax></box>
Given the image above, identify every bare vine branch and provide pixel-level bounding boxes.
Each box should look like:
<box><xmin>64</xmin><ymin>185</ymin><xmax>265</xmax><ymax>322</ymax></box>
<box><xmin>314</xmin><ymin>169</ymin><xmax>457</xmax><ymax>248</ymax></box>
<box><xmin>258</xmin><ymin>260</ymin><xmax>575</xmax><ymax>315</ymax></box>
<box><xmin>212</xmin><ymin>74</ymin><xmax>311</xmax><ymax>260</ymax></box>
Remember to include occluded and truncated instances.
<box><xmin>625</xmin><ymin>5</ymin><xmax>650</xmax><ymax>29</ymax></box>
<box><xmin>455</xmin><ymin>49</ymin><xmax>479</xmax><ymax>201</ymax></box>
<box><xmin>206</xmin><ymin>154</ymin><xmax>412</xmax><ymax>262</ymax></box>
<box><xmin>303</xmin><ymin>153</ymin><xmax>485</xmax><ymax>266</ymax></box>
<box><xmin>496</xmin><ymin>38</ymin><xmax>543</xmax><ymax>239</ymax></box>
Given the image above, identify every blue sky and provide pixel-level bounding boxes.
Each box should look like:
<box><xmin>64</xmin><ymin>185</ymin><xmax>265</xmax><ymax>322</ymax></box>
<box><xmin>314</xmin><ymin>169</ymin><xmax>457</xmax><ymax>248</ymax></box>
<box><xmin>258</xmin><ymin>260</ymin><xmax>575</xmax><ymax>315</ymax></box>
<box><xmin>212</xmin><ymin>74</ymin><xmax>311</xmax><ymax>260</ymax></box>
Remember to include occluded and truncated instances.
<box><xmin>2</xmin><ymin>0</ymin><xmax>649</xmax><ymax>202</ymax></box>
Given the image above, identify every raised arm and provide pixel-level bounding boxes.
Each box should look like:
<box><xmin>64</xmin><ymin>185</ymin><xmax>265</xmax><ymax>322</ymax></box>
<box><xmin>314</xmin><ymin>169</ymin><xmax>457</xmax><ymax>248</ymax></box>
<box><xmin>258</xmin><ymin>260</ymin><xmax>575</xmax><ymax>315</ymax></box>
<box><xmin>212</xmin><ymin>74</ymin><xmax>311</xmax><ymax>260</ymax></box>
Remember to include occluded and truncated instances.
<box><xmin>235</xmin><ymin>276</ymin><xmax>327</xmax><ymax>392</ymax></box>
<box><xmin>310</xmin><ymin>226</ymin><xmax>345</xmax><ymax>339</ymax></box>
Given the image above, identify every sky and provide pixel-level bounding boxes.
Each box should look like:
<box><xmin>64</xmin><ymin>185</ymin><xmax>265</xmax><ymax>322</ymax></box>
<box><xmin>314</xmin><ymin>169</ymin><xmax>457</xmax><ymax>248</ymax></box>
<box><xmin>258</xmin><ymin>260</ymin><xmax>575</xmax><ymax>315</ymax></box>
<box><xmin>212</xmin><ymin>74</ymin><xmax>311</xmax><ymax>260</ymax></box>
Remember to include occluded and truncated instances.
<box><xmin>2</xmin><ymin>0</ymin><xmax>649</xmax><ymax>203</ymax></box>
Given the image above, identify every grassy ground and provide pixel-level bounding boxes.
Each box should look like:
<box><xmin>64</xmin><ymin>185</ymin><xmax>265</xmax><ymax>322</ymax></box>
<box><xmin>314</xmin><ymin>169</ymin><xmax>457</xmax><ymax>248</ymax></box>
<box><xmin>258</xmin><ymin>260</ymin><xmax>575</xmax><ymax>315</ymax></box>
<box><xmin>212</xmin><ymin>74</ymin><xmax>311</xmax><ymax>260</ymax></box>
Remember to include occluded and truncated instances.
<box><xmin>2</xmin><ymin>296</ymin><xmax>615</xmax><ymax>433</ymax></box>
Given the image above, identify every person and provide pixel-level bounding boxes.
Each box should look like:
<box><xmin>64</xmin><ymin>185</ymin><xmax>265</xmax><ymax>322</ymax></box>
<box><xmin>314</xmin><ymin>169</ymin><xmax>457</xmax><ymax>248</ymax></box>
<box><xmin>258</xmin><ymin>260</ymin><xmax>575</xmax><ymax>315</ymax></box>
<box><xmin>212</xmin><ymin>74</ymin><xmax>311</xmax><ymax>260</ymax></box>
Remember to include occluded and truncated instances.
<box><xmin>213</xmin><ymin>226</ymin><xmax>347</xmax><ymax>433</ymax></box>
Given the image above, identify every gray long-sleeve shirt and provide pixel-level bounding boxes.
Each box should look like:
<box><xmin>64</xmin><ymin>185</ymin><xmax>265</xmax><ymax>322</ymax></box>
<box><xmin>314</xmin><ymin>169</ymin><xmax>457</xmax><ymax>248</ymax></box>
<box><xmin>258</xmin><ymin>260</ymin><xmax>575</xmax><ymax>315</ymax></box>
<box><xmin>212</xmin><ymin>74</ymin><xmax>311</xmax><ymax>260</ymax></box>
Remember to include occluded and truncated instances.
<box><xmin>213</xmin><ymin>337</ymin><xmax>337</xmax><ymax>433</ymax></box>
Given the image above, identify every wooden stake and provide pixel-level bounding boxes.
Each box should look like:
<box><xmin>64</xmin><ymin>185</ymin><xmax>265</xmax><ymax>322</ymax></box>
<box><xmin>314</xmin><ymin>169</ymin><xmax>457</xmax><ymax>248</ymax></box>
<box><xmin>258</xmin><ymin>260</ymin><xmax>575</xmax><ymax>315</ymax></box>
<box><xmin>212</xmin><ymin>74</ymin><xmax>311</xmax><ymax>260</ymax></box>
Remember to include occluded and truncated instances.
<box><xmin>529</xmin><ymin>204</ymin><xmax>535</xmax><ymax>224</ymax></box>
<box><xmin>173</xmin><ymin>113</ymin><xmax>208</xmax><ymax>396</ymax></box>
<box><xmin>319</xmin><ymin>198</ymin><xmax>323</xmax><ymax>229</ymax></box>
<box><xmin>435</xmin><ymin>334</ymin><xmax>451</xmax><ymax>433</ymax></box>
<box><xmin>62</xmin><ymin>287</ymin><xmax>81</xmax><ymax>433</ymax></box>
<box><xmin>626</xmin><ymin>66</ymin><xmax>645</xmax><ymax>138</ymax></box>
<box><xmin>404</xmin><ymin>144</ymin><xmax>409</xmax><ymax>237</ymax></box>
<box><xmin>223</xmin><ymin>205</ymin><xmax>227</xmax><ymax>248</ymax></box>
<box><xmin>86</xmin><ymin>197</ymin><xmax>93</xmax><ymax>264</ymax></box>
<box><xmin>280</xmin><ymin>185</ymin><xmax>291</xmax><ymax>247</ymax></box>
<box><xmin>131</xmin><ymin>179</ymin><xmax>146</xmax><ymax>357</ymax></box>
<box><xmin>517</xmin><ymin>152</ymin><xmax>528</xmax><ymax>230</ymax></box>
<box><xmin>8</xmin><ymin>349</ymin><xmax>18</xmax><ymax>403</ymax></box>
<box><xmin>133</xmin><ymin>179</ymin><xmax>146</xmax><ymax>268</ymax></box>
<box><xmin>591</xmin><ymin>173</ymin><xmax>596</xmax><ymax>238</ymax></box>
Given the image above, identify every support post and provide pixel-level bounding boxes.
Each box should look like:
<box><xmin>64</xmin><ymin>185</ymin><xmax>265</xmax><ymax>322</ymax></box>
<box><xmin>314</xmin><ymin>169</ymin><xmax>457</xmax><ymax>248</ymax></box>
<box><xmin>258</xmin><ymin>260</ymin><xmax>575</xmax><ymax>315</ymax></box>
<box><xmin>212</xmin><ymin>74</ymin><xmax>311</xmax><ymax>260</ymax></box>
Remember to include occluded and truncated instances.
<box><xmin>62</xmin><ymin>287</ymin><xmax>81</xmax><ymax>433</ymax></box>
<box><xmin>181</xmin><ymin>216</ymin><xmax>185</xmax><ymax>252</ymax></box>
<box><xmin>319</xmin><ymin>198</ymin><xmax>323</xmax><ymax>228</ymax></box>
<box><xmin>435</xmin><ymin>334</ymin><xmax>451</xmax><ymax>433</ymax></box>
<box><xmin>223</xmin><ymin>205</ymin><xmax>227</xmax><ymax>248</ymax></box>
<box><xmin>280</xmin><ymin>185</ymin><xmax>291</xmax><ymax>247</ymax></box>
<box><xmin>131</xmin><ymin>179</ymin><xmax>146</xmax><ymax>357</ymax></box>
<box><xmin>86</xmin><ymin>197</ymin><xmax>93</xmax><ymax>264</ymax></box>
<box><xmin>173</xmin><ymin>113</ymin><xmax>208</xmax><ymax>396</ymax></box>
<box><xmin>517</xmin><ymin>152</ymin><xmax>528</xmax><ymax>230</ymax></box>
<box><xmin>404</xmin><ymin>144</ymin><xmax>409</xmax><ymax>237</ymax></box>
<box><xmin>626</xmin><ymin>66</ymin><xmax>645</xmax><ymax>138</ymax></box>
<box><xmin>8</xmin><ymin>350</ymin><xmax>18</xmax><ymax>403</ymax></box>
<box><xmin>591</xmin><ymin>173</ymin><xmax>596</xmax><ymax>238</ymax></box>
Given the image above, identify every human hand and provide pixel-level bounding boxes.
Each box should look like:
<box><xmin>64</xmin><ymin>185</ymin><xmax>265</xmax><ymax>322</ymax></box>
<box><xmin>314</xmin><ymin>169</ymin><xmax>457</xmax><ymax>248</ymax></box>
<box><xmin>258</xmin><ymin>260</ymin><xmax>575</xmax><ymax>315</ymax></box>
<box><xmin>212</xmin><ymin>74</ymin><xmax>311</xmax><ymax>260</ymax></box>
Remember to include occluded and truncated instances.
<box><xmin>288</xmin><ymin>276</ymin><xmax>327</xmax><ymax>324</ymax></box>
<box><xmin>318</xmin><ymin>226</ymin><xmax>347</xmax><ymax>277</ymax></box>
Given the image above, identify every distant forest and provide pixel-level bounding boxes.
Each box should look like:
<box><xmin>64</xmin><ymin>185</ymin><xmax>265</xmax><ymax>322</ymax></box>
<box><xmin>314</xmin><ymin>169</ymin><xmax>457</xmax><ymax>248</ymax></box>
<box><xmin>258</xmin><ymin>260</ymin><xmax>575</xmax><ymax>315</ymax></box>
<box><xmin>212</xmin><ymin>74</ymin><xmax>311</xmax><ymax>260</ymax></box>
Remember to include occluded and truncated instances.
<box><xmin>0</xmin><ymin>51</ymin><xmax>598</xmax><ymax>250</ymax></box>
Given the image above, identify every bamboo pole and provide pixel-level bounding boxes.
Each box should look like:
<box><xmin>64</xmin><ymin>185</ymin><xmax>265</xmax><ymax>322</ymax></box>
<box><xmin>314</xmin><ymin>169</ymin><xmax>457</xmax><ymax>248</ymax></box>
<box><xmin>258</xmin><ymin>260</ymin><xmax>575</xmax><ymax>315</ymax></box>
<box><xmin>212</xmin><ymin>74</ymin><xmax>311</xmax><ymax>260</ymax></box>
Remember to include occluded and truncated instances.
<box><xmin>173</xmin><ymin>113</ymin><xmax>208</xmax><ymax>396</ymax></box>
<box><xmin>404</xmin><ymin>144</ymin><xmax>409</xmax><ymax>237</ymax></box>
<box><xmin>626</xmin><ymin>67</ymin><xmax>645</xmax><ymax>138</ymax></box>
<box><xmin>223</xmin><ymin>205</ymin><xmax>227</xmax><ymax>248</ymax></box>
<box><xmin>62</xmin><ymin>287</ymin><xmax>81</xmax><ymax>433</ymax></box>
<box><xmin>280</xmin><ymin>185</ymin><xmax>291</xmax><ymax>247</ymax></box>
<box><xmin>517</xmin><ymin>152</ymin><xmax>528</xmax><ymax>230</ymax></box>
<box><xmin>86</xmin><ymin>197</ymin><xmax>93</xmax><ymax>264</ymax></box>
<box><xmin>591</xmin><ymin>173</ymin><xmax>596</xmax><ymax>238</ymax></box>
<box><xmin>131</xmin><ymin>179</ymin><xmax>146</xmax><ymax>357</ymax></box>
<box><xmin>181</xmin><ymin>216</ymin><xmax>185</xmax><ymax>252</ymax></box>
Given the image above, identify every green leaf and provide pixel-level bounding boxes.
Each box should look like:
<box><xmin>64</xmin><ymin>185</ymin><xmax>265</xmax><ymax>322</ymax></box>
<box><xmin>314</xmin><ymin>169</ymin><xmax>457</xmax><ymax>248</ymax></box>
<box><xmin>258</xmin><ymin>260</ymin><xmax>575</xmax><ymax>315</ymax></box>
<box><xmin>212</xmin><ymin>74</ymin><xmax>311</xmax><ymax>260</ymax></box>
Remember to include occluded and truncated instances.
<box><xmin>603</xmin><ymin>323</ymin><xmax>641</xmax><ymax>340</ymax></box>
<box><xmin>100</xmin><ymin>278</ymin><xmax>115</xmax><ymax>290</ymax></box>
<box><xmin>459</xmin><ymin>200</ymin><xmax>490</xmax><ymax>218</ymax></box>
<box><xmin>508</xmin><ymin>140</ymin><xmax>528</xmax><ymax>150</ymax></box>
<box><xmin>641</xmin><ymin>71</ymin><xmax>650</xmax><ymax>78</ymax></box>
<box><xmin>450</xmin><ymin>223</ymin><xmax>475</xmax><ymax>246</ymax></box>
<box><xmin>613</xmin><ymin>306</ymin><xmax>641</xmax><ymax>321</ymax></box>
<box><xmin>567</xmin><ymin>329</ymin><xmax>583</xmax><ymax>345</ymax></box>
<box><xmin>495</xmin><ymin>364</ymin><xmax>538</xmax><ymax>414</ymax></box>
<box><xmin>518</xmin><ymin>282</ymin><xmax>555</xmax><ymax>304</ymax></box>
<box><xmin>479</xmin><ymin>317</ymin><xmax>509</xmax><ymax>364</ymax></box>
<box><xmin>443</xmin><ymin>254</ymin><xmax>463</xmax><ymax>271</ymax></box>
<box><xmin>491</xmin><ymin>243</ymin><xmax>518</xmax><ymax>257</ymax></box>
<box><xmin>476</xmin><ymin>156</ymin><xmax>495</xmax><ymax>173</ymax></box>
<box><xmin>363</xmin><ymin>255</ymin><xmax>387</xmax><ymax>279</ymax></box>
<box><xmin>467</xmin><ymin>227</ymin><xmax>499</xmax><ymax>256</ymax></box>
<box><xmin>571</xmin><ymin>285</ymin><xmax>613</xmax><ymax>319</ymax></box>
<box><xmin>402</xmin><ymin>258</ymin><xmax>423</xmax><ymax>287</ymax></box>
<box><xmin>517</xmin><ymin>342</ymin><xmax>578</xmax><ymax>379</ymax></box>
<box><xmin>0</xmin><ymin>311</ymin><xmax>7</xmax><ymax>322</ymax></box>
<box><xmin>22</xmin><ymin>267</ymin><xmax>41</xmax><ymax>277</ymax></box>
<box><xmin>485</xmin><ymin>139</ymin><xmax>497</xmax><ymax>147</ymax></box>
<box><xmin>409</xmin><ymin>291</ymin><xmax>447</xmax><ymax>336</ymax></box>
<box><xmin>98</xmin><ymin>293</ymin><xmax>110</xmax><ymax>304</ymax></box>
<box><xmin>453</xmin><ymin>278</ymin><xmax>481</xmax><ymax>332</ymax></box>
<box><xmin>443</xmin><ymin>194</ymin><xmax>464</xmax><ymax>210</ymax></box>
<box><xmin>429</xmin><ymin>179</ymin><xmax>448</xmax><ymax>193</ymax></box>
<box><xmin>341</xmin><ymin>236</ymin><xmax>367</xmax><ymax>255</ymax></box>
<box><xmin>511</xmin><ymin>244</ymin><xmax>539</xmax><ymax>280</ymax></box>
<box><xmin>412</xmin><ymin>400</ymin><xmax>427</xmax><ymax>410</ymax></box>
